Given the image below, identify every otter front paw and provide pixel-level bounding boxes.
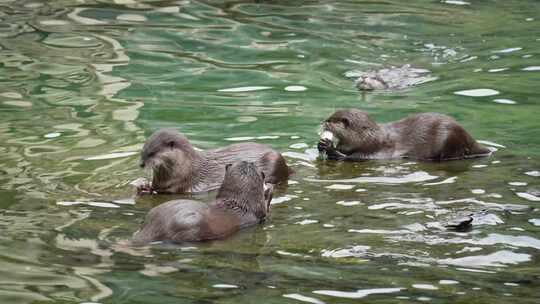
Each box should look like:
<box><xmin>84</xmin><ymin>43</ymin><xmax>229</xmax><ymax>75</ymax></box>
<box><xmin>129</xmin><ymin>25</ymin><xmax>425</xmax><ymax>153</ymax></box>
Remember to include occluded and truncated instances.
<box><xmin>318</xmin><ymin>139</ymin><xmax>346</xmax><ymax>160</ymax></box>
<box><xmin>317</xmin><ymin>138</ymin><xmax>332</xmax><ymax>152</ymax></box>
<box><xmin>326</xmin><ymin>147</ymin><xmax>347</xmax><ymax>161</ymax></box>
<box><xmin>131</xmin><ymin>178</ymin><xmax>155</xmax><ymax>195</ymax></box>
<box><xmin>137</xmin><ymin>184</ymin><xmax>155</xmax><ymax>195</ymax></box>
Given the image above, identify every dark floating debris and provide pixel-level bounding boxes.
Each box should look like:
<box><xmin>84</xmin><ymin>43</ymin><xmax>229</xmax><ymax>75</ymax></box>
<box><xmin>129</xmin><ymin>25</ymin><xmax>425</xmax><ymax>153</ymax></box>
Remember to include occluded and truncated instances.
<box><xmin>443</xmin><ymin>210</ymin><xmax>506</xmax><ymax>232</ymax></box>
<box><xmin>444</xmin><ymin>213</ymin><xmax>474</xmax><ymax>232</ymax></box>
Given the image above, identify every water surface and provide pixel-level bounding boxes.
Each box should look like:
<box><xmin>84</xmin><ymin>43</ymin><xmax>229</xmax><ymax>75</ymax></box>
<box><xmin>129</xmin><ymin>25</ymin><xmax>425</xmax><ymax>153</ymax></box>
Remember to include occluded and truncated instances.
<box><xmin>1</xmin><ymin>0</ymin><xmax>540</xmax><ymax>303</ymax></box>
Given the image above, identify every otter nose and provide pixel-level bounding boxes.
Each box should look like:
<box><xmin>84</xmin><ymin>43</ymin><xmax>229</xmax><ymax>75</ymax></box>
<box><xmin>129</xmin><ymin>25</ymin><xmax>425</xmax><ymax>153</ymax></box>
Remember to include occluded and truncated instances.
<box><xmin>139</xmin><ymin>161</ymin><xmax>145</xmax><ymax>168</ymax></box>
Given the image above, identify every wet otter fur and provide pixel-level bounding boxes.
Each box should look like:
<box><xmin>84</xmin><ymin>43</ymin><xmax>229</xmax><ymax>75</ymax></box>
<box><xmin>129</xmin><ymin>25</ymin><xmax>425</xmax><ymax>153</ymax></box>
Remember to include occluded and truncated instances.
<box><xmin>318</xmin><ymin>109</ymin><xmax>492</xmax><ymax>161</ymax></box>
<box><xmin>133</xmin><ymin>161</ymin><xmax>273</xmax><ymax>244</ymax></box>
<box><xmin>139</xmin><ymin>128</ymin><xmax>291</xmax><ymax>194</ymax></box>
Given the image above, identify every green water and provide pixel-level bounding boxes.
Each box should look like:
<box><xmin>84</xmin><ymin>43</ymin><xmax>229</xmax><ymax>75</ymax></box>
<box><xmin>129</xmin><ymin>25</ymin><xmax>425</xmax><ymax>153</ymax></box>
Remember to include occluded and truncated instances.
<box><xmin>1</xmin><ymin>0</ymin><xmax>540</xmax><ymax>303</ymax></box>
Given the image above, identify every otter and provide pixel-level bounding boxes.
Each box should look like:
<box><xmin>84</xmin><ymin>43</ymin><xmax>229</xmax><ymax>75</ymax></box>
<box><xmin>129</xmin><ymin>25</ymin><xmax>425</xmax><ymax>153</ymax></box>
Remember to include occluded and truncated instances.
<box><xmin>317</xmin><ymin>109</ymin><xmax>492</xmax><ymax>161</ymax></box>
<box><xmin>133</xmin><ymin>161</ymin><xmax>273</xmax><ymax>244</ymax></box>
<box><xmin>138</xmin><ymin>128</ymin><xmax>291</xmax><ymax>194</ymax></box>
<box><xmin>346</xmin><ymin>65</ymin><xmax>437</xmax><ymax>91</ymax></box>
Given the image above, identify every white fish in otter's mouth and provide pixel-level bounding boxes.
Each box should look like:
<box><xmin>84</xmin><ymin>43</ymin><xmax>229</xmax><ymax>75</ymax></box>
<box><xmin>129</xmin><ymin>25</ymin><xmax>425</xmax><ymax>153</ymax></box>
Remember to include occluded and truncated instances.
<box><xmin>320</xmin><ymin>130</ymin><xmax>334</xmax><ymax>141</ymax></box>
<box><xmin>319</xmin><ymin>130</ymin><xmax>339</xmax><ymax>147</ymax></box>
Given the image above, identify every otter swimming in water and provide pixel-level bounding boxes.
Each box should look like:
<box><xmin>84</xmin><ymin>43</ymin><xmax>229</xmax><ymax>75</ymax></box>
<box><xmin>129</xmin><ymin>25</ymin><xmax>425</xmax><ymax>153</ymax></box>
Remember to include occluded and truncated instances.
<box><xmin>346</xmin><ymin>65</ymin><xmax>437</xmax><ymax>91</ymax></box>
<box><xmin>318</xmin><ymin>109</ymin><xmax>492</xmax><ymax>161</ymax></box>
<box><xmin>132</xmin><ymin>161</ymin><xmax>273</xmax><ymax>244</ymax></box>
<box><xmin>137</xmin><ymin>129</ymin><xmax>291</xmax><ymax>194</ymax></box>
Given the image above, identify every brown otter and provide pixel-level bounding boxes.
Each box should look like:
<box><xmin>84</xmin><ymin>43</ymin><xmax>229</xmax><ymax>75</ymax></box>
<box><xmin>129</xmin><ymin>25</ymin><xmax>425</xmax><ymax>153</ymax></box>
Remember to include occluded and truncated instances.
<box><xmin>133</xmin><ymin>161</ymin><xmax>273</xmax><ymax>244</ymax></box>
<box><xmin>318</xmin><ymin>109</ymin><xmax>493</xmax><ymax>161</ymax></box>
<box><xmin>138</xmin><ymin>128</ymin><xmax>291</xmax><ymax>194</ymax></box>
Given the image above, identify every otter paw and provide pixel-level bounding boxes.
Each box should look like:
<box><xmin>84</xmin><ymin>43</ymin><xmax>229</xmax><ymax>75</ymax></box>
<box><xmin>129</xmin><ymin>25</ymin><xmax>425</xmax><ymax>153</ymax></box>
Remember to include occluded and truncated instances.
<box><xmin>131</xmin><ymin>178</ymin><xmax>154</xmax><ymax>195</ymax></box>
<box><xmin>317</xmin><ymin>138</ymin><xmax>332</xmax><ymax>152</ymax></box>
<box><xmin>136</xmin><ymin>184</ymin><xmax>155</xmax><ymax>195</ymax></box>
<box><xmin>326</xmin><ymin>147</ymin><xmax>347</xmax><ymax>161</ymax></box>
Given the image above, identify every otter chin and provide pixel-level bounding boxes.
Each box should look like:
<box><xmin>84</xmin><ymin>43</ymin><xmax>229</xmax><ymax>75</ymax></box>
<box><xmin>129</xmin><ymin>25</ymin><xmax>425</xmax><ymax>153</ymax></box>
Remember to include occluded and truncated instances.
<box><xmin>138</xmin><ymin>128</ymin><xmax>292</xmax><ymax>194</ymax></box>
<box><xmin>133</xmin><ymin>161</ymin><xmax>273</xmax><ymax>244</ymax></box>
<box><xmin>317</xmin><ymin>109</ymin><xmax>493</xmax><ymax>161</ymax></box>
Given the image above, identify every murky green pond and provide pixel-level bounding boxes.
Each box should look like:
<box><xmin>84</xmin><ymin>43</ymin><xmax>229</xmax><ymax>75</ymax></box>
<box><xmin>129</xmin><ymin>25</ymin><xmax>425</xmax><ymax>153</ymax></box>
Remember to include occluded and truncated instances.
<box><xmin>1</xmin><ymin>0</ymin><xmax>540</xmax><ymax>303</ymax></box>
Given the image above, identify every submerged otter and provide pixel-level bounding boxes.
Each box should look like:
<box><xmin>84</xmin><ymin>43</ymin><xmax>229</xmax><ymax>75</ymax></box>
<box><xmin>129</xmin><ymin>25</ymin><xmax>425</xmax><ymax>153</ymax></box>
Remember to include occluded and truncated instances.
<box><xmin>318</xmin><ymin>109</ymin><xmax>492</xmax><ymax>161</ymax></box>
<box><xmin>133</xmin><ymin>161</ymin><xmax>273</xmax><ymax>244</ymax></box>
<box><xmin>346</xmin><ymin>65</ymin><xmax>437</xmax><ymax>91</ymax></box>
<box><xmin>138</xmin><ymin>129</ymin><xmax>291</xmax><ymax>194</ymax></box>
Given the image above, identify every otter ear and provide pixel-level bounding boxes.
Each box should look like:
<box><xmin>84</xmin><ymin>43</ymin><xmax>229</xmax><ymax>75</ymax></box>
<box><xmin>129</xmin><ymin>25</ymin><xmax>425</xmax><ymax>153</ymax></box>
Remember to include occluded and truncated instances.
<box><xmin>225</xmin><ymin>163</ymin><xmax>232</xmax><ymax>171</ymax></box>
<box><xmin>340</xmin><ymin>117</ymin><xmax>350</xmax><ymax>128</ymax></box>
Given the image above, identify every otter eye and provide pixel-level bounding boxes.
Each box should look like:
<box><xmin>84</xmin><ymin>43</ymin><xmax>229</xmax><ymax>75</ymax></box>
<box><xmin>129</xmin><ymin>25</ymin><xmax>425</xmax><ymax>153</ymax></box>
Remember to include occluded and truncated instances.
<box><xmin>225</xmin><ymin>164</ymin><xmax>232</xmax><ymax>171</ymax></box>
<box><xmin>340</xmin><ymin>118</ymin><xmax>350</xmax><ymax>128</ymax></box>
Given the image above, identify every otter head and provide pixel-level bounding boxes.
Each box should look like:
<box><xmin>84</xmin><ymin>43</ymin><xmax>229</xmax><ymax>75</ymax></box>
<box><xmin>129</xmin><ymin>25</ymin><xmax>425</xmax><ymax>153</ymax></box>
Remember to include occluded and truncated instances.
<box><xmin>321</xmin><ymin>109</ymin><xmax>383</xmax><ymax>155</ymax></box>
<box><xmin>355</xmin><ymin>75</ymin><xmax>387</xmax><ymax>91</ymax></box>
<box><xmin>140</xmin><ymin>129</ymin><xmax>198</xmax><ymax>188</ymax></box>
<box><xmin>216</xmin><ymin>161</ymin><xmax>271</xmax><ymax>221</ymax></box>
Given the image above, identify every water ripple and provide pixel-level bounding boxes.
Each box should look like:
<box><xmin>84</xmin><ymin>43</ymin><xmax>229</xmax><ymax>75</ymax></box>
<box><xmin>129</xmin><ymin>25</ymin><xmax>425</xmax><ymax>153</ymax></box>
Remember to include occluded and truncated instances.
<box><xmin>313</xmin><ymin>288</ymin><xmax>404</xmax><ymax>299</ymax></box>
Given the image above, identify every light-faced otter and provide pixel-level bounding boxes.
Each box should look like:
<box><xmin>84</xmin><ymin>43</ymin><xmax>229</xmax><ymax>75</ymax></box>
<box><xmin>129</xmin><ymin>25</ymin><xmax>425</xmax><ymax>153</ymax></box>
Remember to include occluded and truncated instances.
<box><xmin>318</xmin><ymin>109</ymin><xmax>493</xmax><ymax>161</ymax></box>
<box><xmin>133</xmin><ymin>161</ymin><xmax>273</xmax><ymax>244</ymax></box>
<box><xmin>138</xmin><ymin>128</ymin><xmax>292</xmax><ymax>194</ymax></box>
